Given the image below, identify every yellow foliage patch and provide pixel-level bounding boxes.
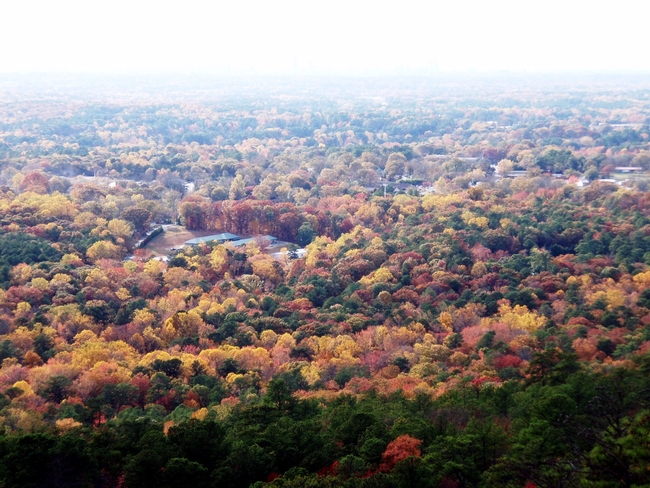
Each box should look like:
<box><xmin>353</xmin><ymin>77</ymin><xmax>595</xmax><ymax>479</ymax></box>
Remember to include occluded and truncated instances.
<box><xmin>497</xmin><ymin>303</ymin><xmax>545</xmax><ymax>332</ymax></box>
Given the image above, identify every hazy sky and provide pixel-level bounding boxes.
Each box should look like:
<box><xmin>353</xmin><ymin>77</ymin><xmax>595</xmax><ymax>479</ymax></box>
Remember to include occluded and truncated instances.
<box><xmin>1</xmin><ymin>0</ymin><xmax>647</xmax><ymax>75</ymax></box>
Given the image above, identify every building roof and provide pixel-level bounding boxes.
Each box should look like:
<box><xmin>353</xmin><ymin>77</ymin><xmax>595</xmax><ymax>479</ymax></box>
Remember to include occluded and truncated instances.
<box><xmin>230</xmin><ymin>235</ymin><xmax>277</xmax><ymax>247</ymax></box>
<box><xmin>184</xmin><ymin>232</ymin><xmax>240</xmax><ymax>245</ymax></box>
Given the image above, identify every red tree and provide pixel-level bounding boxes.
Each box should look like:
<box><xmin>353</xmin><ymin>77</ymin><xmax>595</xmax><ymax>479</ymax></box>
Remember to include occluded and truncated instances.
<box><xmin>379</xmin><ymin>434</ymin><xmax>422</xmax><ymax>472</ymax></box>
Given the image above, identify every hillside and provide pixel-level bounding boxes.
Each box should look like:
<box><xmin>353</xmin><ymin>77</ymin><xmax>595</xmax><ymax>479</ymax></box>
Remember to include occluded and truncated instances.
<box><xmin>0</xmin><ymin>76</ymin><xmax>649</xmax><ymax>487</ymax></box>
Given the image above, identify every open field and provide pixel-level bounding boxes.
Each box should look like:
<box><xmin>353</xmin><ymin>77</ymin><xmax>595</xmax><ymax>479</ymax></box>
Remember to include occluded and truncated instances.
<box><xmin>143</xmin><ymin>225</ymin><xmax>217</xmax><ymax>255</ymax></box>
<box><xmin>144</xmin><ymin>225</ymin><xmax>294</xmax><ymax>257</ymax></box>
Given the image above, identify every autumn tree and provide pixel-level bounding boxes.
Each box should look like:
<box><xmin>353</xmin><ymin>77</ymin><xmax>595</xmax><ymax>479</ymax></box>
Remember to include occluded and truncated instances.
<box><xmin>229</xmin><ymin>174</ymin><xmax>246</xmax><ymax>201</ymax></box>
<box><xmin>86</xmin><ymin>240</ymin><xmax>121</xmax><ymax>262</ymax></box>
<box><xmin>122</xmin><ymin>208</ymin><xmax>152</xmax><ymax>232</ymax></box>
<box><xmin>385</xmin><ymin>153</ymin><xmax>407</xmax><ymax>181</ymax></box>
<box><xmin>380</xmin><ymin>435</ymin><xmax>422</xmax><ymax>472</ymax></box>
<box><xmin>178</xmin><ymin>196</ymin><xmax>211</xmax><ymax>230</ymax></box>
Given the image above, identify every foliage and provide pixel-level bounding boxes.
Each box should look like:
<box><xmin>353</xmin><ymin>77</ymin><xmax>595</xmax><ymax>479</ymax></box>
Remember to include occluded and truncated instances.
<box><xmin>0</xmin><ymin>76</ymin><xmax>648</xmax><ymax>486</ymax></box>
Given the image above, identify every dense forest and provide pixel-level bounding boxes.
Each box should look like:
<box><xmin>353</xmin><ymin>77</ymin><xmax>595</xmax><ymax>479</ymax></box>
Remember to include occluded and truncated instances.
<box><xmin>0</xmin><ymin>74</ymin><xmax>650</xmax><ymax>487</ymax></box>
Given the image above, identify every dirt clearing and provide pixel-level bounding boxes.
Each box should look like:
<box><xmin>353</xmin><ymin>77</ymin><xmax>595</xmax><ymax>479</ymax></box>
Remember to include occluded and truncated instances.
<box><xmin>143</xmin><ymin>225</ymin><xmax>219</xmax><ymax>256</ymax></box>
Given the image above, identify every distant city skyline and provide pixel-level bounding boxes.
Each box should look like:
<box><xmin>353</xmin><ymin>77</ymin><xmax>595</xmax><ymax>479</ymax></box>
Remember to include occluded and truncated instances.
<box><xmin>1</xmin><ymin>0</ymin><xmax>647</xmax><ymax>75</ymax></box>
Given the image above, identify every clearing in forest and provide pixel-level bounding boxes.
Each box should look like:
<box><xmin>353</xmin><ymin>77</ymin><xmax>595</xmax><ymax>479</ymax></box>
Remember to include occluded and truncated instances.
<box><xmin>143</xmin><ymin>225</ymin><xmax>219</xmax><ymax>255</ymax></box>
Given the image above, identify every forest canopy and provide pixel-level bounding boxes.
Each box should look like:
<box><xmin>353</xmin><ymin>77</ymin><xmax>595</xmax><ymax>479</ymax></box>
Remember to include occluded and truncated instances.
<box><xmin>0</xmin><ymin>74</ymin><xmax>649</xmax><ymax>487</ymax></box>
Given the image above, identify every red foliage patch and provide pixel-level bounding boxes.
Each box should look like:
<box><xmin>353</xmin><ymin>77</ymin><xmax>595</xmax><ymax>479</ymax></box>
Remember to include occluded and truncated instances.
<box><xmin>266</xmin><ymin>472</ymin><xmax>279</xmax><ymax>482</ymax></box>
<box><xmin>392</xmin><ymin>288</ymin><xmax>420</xmax><ymax>304</ymax></box>
<box><xmin>379</xmin><ymin>434</ymin><xmax>422</xmax><ymax>472</ymax></box>
<box><xmin>493</xmin><ymin>355</ymin><xmax>522</xmax><ymax>370</ymax></box>
<box><xmin>318</xmin><ymin>461</ymin><xmax>339</xmax><ymax>477</ymax></box>
<box><xmin>567</xmin><ymin>316</ymin><xmax>593</xmax><ymax>327</ymax></box>
<box><xmin>439</xmin><ymin>477</ymin><xmax>460</xmax><ymax>488</ymax></box>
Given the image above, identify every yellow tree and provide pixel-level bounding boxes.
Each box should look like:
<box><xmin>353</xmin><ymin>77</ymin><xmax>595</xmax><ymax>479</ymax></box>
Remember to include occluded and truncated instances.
<box><xmin>210</xmin><ymin>245</ymin><xmax>229</xmax><ymax>274</ymax></box>
<box><xmin>86</xmin><ymin>241</ymin><xmax>121</xmax><ymax>262</ymax></box>
<box><xmin>107</xmin><ymin>219</ymin><xmax>133</xmax><ymax>241</ymax></box>
<box><xmin>249</xmin><ymin>254</ymin><xmax>284</xmax><ymax>285</ymax></box>
<box><xmin>229</xmin><ymin>174</ymin><xmax>246</xmax><ymax>200</ymax></box>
